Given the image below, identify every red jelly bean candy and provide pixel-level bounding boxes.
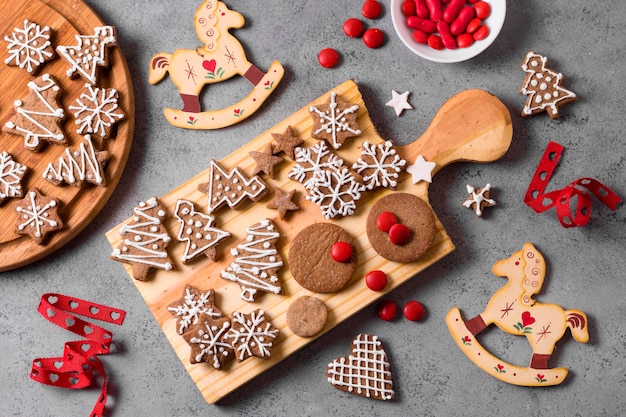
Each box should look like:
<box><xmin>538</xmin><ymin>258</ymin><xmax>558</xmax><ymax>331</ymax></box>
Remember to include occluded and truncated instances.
<box><xmin>473</xmin><ymin>1</ymin><xmax>491</xmax><ymax>19</ymax></box>
<box><xmin>456</xmin><ymin>32</ymin><xmax>474</xmax><ymax>48</ymax></box>
<box><xmin>401</xmin><ymin>0</ymin><xmax>416</xmax><ymax>16</ymax></box>
<box><xmin>413</xmin><ymin>29</ymin><xmax>429</xmax><ymax>44</ymax></box>
<box><xmin>443</xmin><ymin>0</ymin><xmax>465</xmax><ymax>23</ymax></box>
<box><xmin>389</xmin><ymin>223</ymin><xmax>411</xmax><ymax>245</ymax></box>
<box><xmin>362</xmin><ymin>0</ymin><xmax>382</xmax><ymax>19</ymax></box>
<box><xmin>437</xmin><ymin>20</ymin><xmax>456</xmax><ymax>49</ymax></box>
<box><xmin>450</xmin><ymin>6</ymin><xmax>475</xmax><ymax>35</ymax></box>
<box><xmin>415</xmin><ymin>0</ymin><xmax>430</xmax><ymax>18</ymax></box>
<box><xmin>403</xmin><ymin>300</ymin><xmax>425</xmax><ymax>321</ymax></box>
<box><xmin>365</xmin><ymin>270</ymin><xmax>388</xmax><ymax>291</ymax></box>
<box><xmin>376</xmin><ymin>211</ymin><xmax>397</xmax><ymax>232</ymax></box>
<box><xmin>406</xmin><ymin>16</ymin><xmax>437</xmax><ymax>33</ymax></box>
<box><xmin>425</xmin><ymin>0</ymin><xmax>443</xmax><ymax>22</ymax></box>
<box><xmin>343</xmin><ymin>18</ymin><xmax>365</xmax><ymax>38</ymax></box>
<box><xmin>473</xmin><ymin>24</ymin><xmax>489</xmax><ymax>41</ymax></box>
<box><xmin>363</xmin><ymin>28</ymin><xmax>385</xmax><ymax>48</ymax></box>
<box><xmin>428</xmin><ymin>34</ymin><xmax>444</xmax><ymax>50</ymax></box>
<box><xmin>465</xmin><ymin>17</ymin><xmax>482</xmax><ymax>34</ymax></box>
<box><xmin>318</xmin><ymin>48</ymin><xmax>339</xmax><ymax>68</ymax></box>
<box><xmin>331</xmin><ymin>241</ymin><xmax>353</xmax><ymax>263</ymax></box>
<box><xmin>378</xmin><ymin>299</ymin><xmax>397</xmax><ymax>321</ymax></box>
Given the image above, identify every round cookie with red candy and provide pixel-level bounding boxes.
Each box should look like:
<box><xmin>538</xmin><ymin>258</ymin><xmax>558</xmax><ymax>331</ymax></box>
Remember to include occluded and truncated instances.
<box><xmin>289</xmin><ymin>223</ymin><xmax>358</xmax><ymax>293</ymax></box>
<box><xmin>366</xmin><ymin>193</ymin><xmax>436</xmax><ymax>263</ymax></box>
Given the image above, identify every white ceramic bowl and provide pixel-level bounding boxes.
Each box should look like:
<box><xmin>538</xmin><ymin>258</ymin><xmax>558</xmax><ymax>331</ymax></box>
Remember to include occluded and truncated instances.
<box><xmin>390</xmin><ymin>0</ymin><xmax>506</xmax><ymax>63</ymax></box>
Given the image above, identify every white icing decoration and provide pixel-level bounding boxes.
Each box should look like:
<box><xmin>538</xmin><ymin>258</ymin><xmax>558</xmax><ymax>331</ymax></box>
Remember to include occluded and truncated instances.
<box><xmin>221</xmin><ymin>219</ymin><xmax>283</xmax><ymax>302</ymax></box>
<box><xmin>42</xmin><ymin>135</ymin><xmax>105</xmax><ymax>186</ymax></box>
<box><xmin>110</xmin><ymin>197</ymin><xmax>174</xmax><ymax>271</ymax></box>
<box><xmin>288</xmin><ymin>142</ymin><xmax>344</xmax><ymax>189</ymax></box>
<box><xmin>173</xmin><ymin>199</ymin><xmax>230</xmax><ymax>263</ymax></box>
<box><xmin>521</xmin><ymin>52</ymin><xmax>576</xmax><ymax>117</ymax></box>
<box><xmin>306</xmin><ymin>167</ymin><xmax>364</xmax><ymax>219</ymax></box>
<box><xmin>309</xmin><ymin>92</ymin><xmax>361</xmax><ymax>149</ymax></box>
<box><xmin>167</xmin><ymin>286</ymin><xmax>221</xmax><ymax>334</ymax></box>
<box><xmin>224</xmin><ymin>309</ymin><xmax>278</xmax><ymax>361</ymax></box>
<box><xmin>56</xmin><ymin>26</ymin><xmax>116</xmax><ymax>84</ymax></box>
<box><xmin>16</xmin><ymin>191</ymin><xmax>59</xmax><ymax>238</ymax></box>
<box><xmin>352</xmin><ymin>140</ymin><xmax>406</xmax><ymax>190</ymax></box>
<box><xmin>69</xmin><ymin>84</ymin><xmax>124</xmax><ymax>138</ymax></box>
<box><xmin>327</xmin><ymin>333</ymin><xmax>394</xmax><ymax>400</ymax></box>
<box><xmin>4</xmin><ymin>19</ymin><xmax>53</xmax><ymax>74</ymax></box>
<box><xmin>203</xmin><ymin>160</ymin><xmax>267</xmax><ymax>213</ymax></box>
<box><xmin>0</xmin><ymin>151</ymin><xmax>28</xmax><ymax>201</ymax></box>
<box><xmin>463</xmin><ymin>184</ymin><xmax>496</xmax><ymax>216</ymax></box>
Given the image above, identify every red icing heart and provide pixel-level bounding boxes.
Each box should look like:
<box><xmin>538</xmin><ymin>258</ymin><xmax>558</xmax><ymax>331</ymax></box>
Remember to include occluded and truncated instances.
<box><xmin>521</xmin><ymin>311</ymin><xmax>536</xmax><ymax>327</ymax></box>
<box><xmin>202</xmin><ymin>59</ymin><xmax>217</xmax><ymax>73</ymax></box>
<box><xmin>497</xmin><ymin>364</ymin><xmax>504</xmax><ymax>371</ymax></box>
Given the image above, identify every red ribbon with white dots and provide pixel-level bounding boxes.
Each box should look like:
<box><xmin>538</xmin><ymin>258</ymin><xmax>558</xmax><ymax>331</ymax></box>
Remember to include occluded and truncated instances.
<box><xmin>524</xmin><ymin>141</ymin><xmax>622</xmax><ymax>227</ymax></box>
<box><xmin>30</xmin><ymin>293</ymin><xmax>126</xmax><ymax>417</ymax></box>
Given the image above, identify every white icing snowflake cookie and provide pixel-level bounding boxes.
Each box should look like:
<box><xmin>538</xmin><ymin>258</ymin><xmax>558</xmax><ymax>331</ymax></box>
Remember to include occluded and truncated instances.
<box><xmin>13</xmin><ymin>188</ymin><xmax>63</xmax><ymax>245</ymax></box>
<box><xmin>4</xmin><ymin>19</ymin><xmax>55</xmax><ymax>74</ymax></box>
<box><xmin>309</xmin><ymin>91</ymin><xmax>361</xmax><ymax>149</ymax></box>
<box><xmin>352</xmin><ymin>140</ymin><xmax>406</xmax><ymax>190</ymax></box>
<box><xmin>56</xmin><ymin>25</ymin><xmax>117</xmax><ymax>84</ymax></box>
<box><xmin>182</xmin><ymin>314</ymin><xmax>233</xmax><ymax>369</ymax></box>
<box><xmin>70</xmin><ymin>83</ymin><xmax>125</xmax><ymax>139</ymax></box>
<box><xmin>327</xmin><ymin>333</ymin><xmax>395</xmax><ymax>401</ymax></box>
<box><xmin>0</xmin><ymin>151</ymin><xmax>28</xmax><ymax>203</ymax></box>
<box><xmin>167</xmin><ymin>285</ymin><xmax>223</xmax><ymax>335</ymax></box>
<box><xmin>225</xmin><ymin>309</ymin><xmax>279</xmax><ymax>361</ymax></box>
<box><xmin>43</xmin><ymin>135</ymin><xmax>109</xmax><ymax>187</ymax></box>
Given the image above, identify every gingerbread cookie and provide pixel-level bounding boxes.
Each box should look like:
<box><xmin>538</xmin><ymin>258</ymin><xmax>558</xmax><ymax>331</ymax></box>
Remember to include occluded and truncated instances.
<box><xmin>167</xmin><ymin>285</ymin><xmax>223</xmax><ymax>335</ymax></box>
<box><xmin>13</xmin><ymin>188</ymin><xmax>63</xmax><ymax>245</ymax></box>
<box><xmin>0</xmin><ymin>151</ymin><xmax>28</xmax><ymax>203</ymax></box>
<box><xmin>309</xmin><ymin>91</ymin><xmax>361</xmax><ymax>149</ymax></box>
<box><xmin>42</xmin><ymin>135</ymin><xmax>109</xmax><ymax>187</ymax></box>
<box><xmin>462</xmin><ymin>184</ymin><xmax>496</xmax><ymax>217</ymax></box>
<box><xmin>366</xmin><ymin>193</ymin><xmax>436</xmax><ymax>263</ymax></box>
<box><xmin>182</xmin><ymin>314</ymin><xmax>233</xmax><ymax>369</ymax></box>
<box><xmin>289</xmin><ymin>223</ymin><xmax>358</xmax><ymax>293</ymax></box>
<box><xmin>520</xmin><ymin>51</ymin><xmax>576</xmax><ymax>119</ymax></box>
<box><xmin>352</xmin><ymin>140</ymin><xmax>406</xmax><ymax>190</ymax></box>
<box><xmin>110</xmin><ymin>197</ymin><xmax>174</xmax><ymax>281</ymax></box>
<box><xmin>249</xmin><ymin>144</ymin><xmax>283</xmax><ymax>179</ymax></box>
<box><xmin>4</xmin><ymin>19</ymin><xmax>55</xmax><ymax>74</ymax></box>
<box><xmin>56</xmin><ymin>25</ymin><xmax>116</xmax><ymax>84</ymax></box>
<box><xmin>266</xmin><ymin>187</ymin><xmax>299</xmax><ymax>220</ymax></box>
<box><xmin>286</xmin><ymin>296</ymin><xmax>328</xmax><ymax>337</ymax></box>
<box><xmin>3</xmin><ymin>73</ymin><xmax>65</xmax><ymax>152</ymax></box>
<box><xmin>326</xmin><ymin>333</ymin><xmax>394</xmax><ymax>401</ymax></box>
<box><xmin>225</xmin><ymin>309</ymin><xmax>279</xmax><ymax>361</ymax></box>
<box><xmin>271</xmin><ymin>125</ymin><xmax>303</xmax><ymax>159</ymax></box>
<box><xmin>70</xmin><ymin>84</ymin><xmax>125</xmax><ymax>139</ymax></box>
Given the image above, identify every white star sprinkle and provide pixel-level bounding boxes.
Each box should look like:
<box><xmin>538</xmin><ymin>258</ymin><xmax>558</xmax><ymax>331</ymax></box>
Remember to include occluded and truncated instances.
<box><xmin>385</xmin><ymin>90</ymin><xmax>413</xmax><ymax>117</ymax></box>
<box><xmin>406</xmin><ymin>155</ymin><xmax>436</xmax><ymax>183</ymax></box>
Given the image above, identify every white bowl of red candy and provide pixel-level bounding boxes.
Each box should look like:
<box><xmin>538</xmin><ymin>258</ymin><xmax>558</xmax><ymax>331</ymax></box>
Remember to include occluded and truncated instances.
<box><xmin>391</xmin><ymin>0</ymin><xmax>506</xmax><ymax>63</ymax></box>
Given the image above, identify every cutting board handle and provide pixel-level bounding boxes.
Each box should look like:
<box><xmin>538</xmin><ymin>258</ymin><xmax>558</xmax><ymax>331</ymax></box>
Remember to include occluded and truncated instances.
<box><xmin>398</xmin><ymin>89</ymin><xmax>513</xmax><ymax>174</ymax></box>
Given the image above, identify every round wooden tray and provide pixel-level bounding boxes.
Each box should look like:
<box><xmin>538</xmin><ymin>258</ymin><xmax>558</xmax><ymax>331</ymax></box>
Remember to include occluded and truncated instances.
<box><xmin>0</xmin><ymin>0</ymin><xmax>134</xmax><ymax>271</ymax></box>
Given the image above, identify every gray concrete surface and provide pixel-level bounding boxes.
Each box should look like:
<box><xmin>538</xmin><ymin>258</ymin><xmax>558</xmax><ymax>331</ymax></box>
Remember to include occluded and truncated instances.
<box><xmin>2</xmin><ymin>0</ymin><xmax>625</xmax><ymax>416</ymax></box>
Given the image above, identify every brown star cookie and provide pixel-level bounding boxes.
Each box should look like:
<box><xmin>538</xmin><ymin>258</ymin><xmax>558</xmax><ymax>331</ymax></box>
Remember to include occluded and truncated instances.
<box><xmin>225</xmin><ymin>309</ymin><xmax>279</xmax><ymax>361</ymax></box>
<box><xmin>462</xmin><ymin>184</ymin><xmax>496</xmax><ymax>217</ymax></box>
<box><xmin>266</xmin><ymin>187</ymin><xmax>299</xmax><ymax>219</ymax></box>
<box><xmin>271</xmin><ymin>125</ymin><xmax>304</xmax><ymax>159</ymax></box>
<box><xmin>249</xmin><ymin>144</ymin><xmax>283</xmax><ymax>179</ymax></box>
<box><xmin>182</xmin><ymin>314</ymin><xmax>234</xmax><ymax>369</ymax></box>
<box><xmin>13</xmin><ymin>188</ymin><xmax>63</xmax><ymax>245</ymax></box>
<box><xmin>167</xmin><ymin>285</ymin><xmax>223</xmax><ymax>335</ymax></box>
<box><xmin>309</xmin><ymin>91</ymin><xmax>361</xmax><ymax>149</ymax></box>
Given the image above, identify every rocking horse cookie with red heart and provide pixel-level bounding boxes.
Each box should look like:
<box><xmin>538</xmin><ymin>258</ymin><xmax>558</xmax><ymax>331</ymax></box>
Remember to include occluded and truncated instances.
<box><xmin>148</xmin><ymin>1</ymin><xmax>285</xmax><ymax>129</ymax></box>
<box><xmin>446</xmin><ymin>242</ymin><xmax>589</xmax><ymax>386</ymax></box>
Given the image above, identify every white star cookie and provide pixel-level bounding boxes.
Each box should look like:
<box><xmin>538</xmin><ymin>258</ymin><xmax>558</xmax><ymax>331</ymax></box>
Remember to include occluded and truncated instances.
<box><xmin>385</xmin><ymin>90</ymin><xmax>412</xmax><ymax>117</ymax></box>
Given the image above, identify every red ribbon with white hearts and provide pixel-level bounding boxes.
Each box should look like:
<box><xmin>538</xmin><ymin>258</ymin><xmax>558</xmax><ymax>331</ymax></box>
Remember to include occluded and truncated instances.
<box><xmin>30</xmin><ymin>293</ymin><xmax>126</xmax><ymax>417</ymax></box>
<box><xmin>524</xmin><ymin>141</ymin><xmax>622</xmax><ymax>227</ymax></box>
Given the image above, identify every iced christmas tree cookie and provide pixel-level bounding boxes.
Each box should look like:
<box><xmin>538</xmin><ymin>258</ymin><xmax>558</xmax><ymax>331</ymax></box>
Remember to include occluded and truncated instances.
<box><xmin>42</xmin><ymin>135</ymin><xmax>109</xmax><ymax>187</ymax></box>
<box><xmin>4</xmin><ymin>19</ymin><xmax>55</xmax><ymax>74</ymax></box>
<box><xmin>56</xmin><ymin>25</ymin><xmax>116</xmax><ymax>84</ymax></box>
<box><xmin>13</xmin><ymin>188</ymin><xmax>63</xmax><ymax>245</ymax></box>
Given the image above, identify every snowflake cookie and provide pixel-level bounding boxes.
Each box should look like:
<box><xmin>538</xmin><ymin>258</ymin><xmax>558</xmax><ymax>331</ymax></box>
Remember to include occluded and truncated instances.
<box><xmin>13</xmin><ymin>188</ymin><xmax>63</xmax><ymax>245</ymax></box>
<box><xmin>0</xmin><ymin>151</ymin><xmax>28</xmax><ymax>203</ymax></box>
<box><xmin>4</xmin><ymin>19</ymin><xmax>55</xmax><ymax>74</ymax></box>
<box><xmin>225</xmin><ymin>309</ymin><xmax>279</xmax><ymax>361</ymax></box>
<box><xmin>221</xmin><ymin>219</ymin><xmax>283</xmax><ymax>302</ymax></box>
<box><xmin>309</xmin><ymin>91</ymin><xmax>361</xmax><ymax>149</ymax></box>
<box><xmin>110</xmin><ymin>197</ymin><xmax>174</xmax><ymax>281</ymax></box>
<box><xmin>327</xmin><ymin>333</ymin><xmax>395</xmax><ymax>401</ymax></box>
<box><xmin>167</xmin><ymin>285</ymin><xmax>223</xmax><ymax>335</ymax></box>
<box><xmin>463</xmin><ymin>184</ymin><xmax>496</xmax><ymax>217</ymax></box>
<box><xmin>70</xmin><ymin>83</ymin><xmax>125</xmax><ymax>139</ymax></box>
<box><xmin>3</xmin><ymin>73</ymin><xmax>65</xmax><ymax>152</ymax></box>
<box><xmin>56</xmin><ymin>25</ymin><xmax>117</xmax><ymax>84</ymax></box>
<box><xmin>182</xmin><ymin>314</ymin><xmax>234</xmax><ymax>369</ymax></box>
<box><xmin>43</xmin><ymin>135</ymin><xmax>109</xmax><ymax>187</ymax></box>
<box><xmin>352</xmin><ymin>140</ymin><xmax>406</xmax><ymax>190</ymax></box>
<box><xmin>173</xmin><ymin>199</ymin><xmax>230</xmax><ymax>264</ymax></box>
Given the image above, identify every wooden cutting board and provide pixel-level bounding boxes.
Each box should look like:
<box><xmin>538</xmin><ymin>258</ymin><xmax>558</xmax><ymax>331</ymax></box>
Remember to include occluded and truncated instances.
<box><xmin>106</xmin><ymin>79</ymin><xmax>512</xmax><ymax>404</ymax></box>
<box><xmin>0</xmin><ymin>0</ymin><xmax>134</xmax><ymax>271</ymax></box>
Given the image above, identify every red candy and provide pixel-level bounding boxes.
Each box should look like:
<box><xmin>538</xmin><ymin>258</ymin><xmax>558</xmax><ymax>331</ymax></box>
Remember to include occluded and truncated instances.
<box><xmin>413</xmin><ymin>29</ymin><xmax>429</xmax><ymax>44</ymax></box>
<box><xmin>365</xmin><ymin>270</ymin><xmax>388</xmax><ymax>291</ymax></box>
<box><xmin>473</xmin><ymin>24</ymin><xmax>489</xmax><ymax>40</ymax></box>
<box><xmin>466</xmin><ymin>17</ymin><xmax>482</xmax><ymax>33</ymax></box>
<box><xmin>406</xmin><ymin>16</ymin><xmax>438</xmax><ymax>33</ymax></box>
<box><xmin>317</xmin><ymin>48</ymin><xmax>339</xmax><ymax>68</ymax></box>
<box><xmin>443</xmin><ymin>0</ymin><xmax>465</xmax><ymax>23</ymax></box>
<box><xmin>403</xmin><ymin>300</ymin><xmax>425</xmax><ymax>321</ymax></box>
<box><xmin>425</xmin><ymin>0</ymin><xmax>443</xmax><ymax>21</ymax></box>
<box><xmin>450</xmin><ymin>6</ymin><xmax>475</xmax><ymax>35</ymax></box>
<box><xmin>437</xmin><ymin>20</ymin><xmax>456</xmax><ymax>49</ymax></box>
<box><xmin>376</xmin><ymin>211</ymin><xmax>397</xmax><ymax>232</ymax></box>
<box><xmin>363</xmin><ymin>28</ymin><xmax>385</xmax><ymax>48</ymax></box>
<box><xmin>415</xmin><ymin>0</ymin><xmax>430</xmax><ymax>18</ymax></box>
<box><xmin>331</xmin><ymin>241</ymin><xmax>353</xmax><ymax>263</ymax></box>
<box><xmin>343</xmin><ymin>18</ymin><xmax>365</xmax><ymax>38</ymax></box>
<box><xmin>401</xmin><ymin>0</ymin><xmax>416</xmax><ymax>16</ymax></box>
<box><xmin>428</xmin><ymin>34</ymin><xmax>444</xmax><ymax>50</ymax></box>
<box><xmin>456</xmin><ymin>32</ymin><xmax>474</xmax><ymax>48</ymax></box>
<box><xmin>389</xmin><ymin>223</ymin><xmax>411</xmax><ymax>245</ymax></box>
<box><xmin>473</xmin><ymin>1</ymin><xmax>491</xmax><ymax>19</ymax></box>
<box><xmin>362</xmin><ymin>0</ymin><xmax>382</xmax><ymax>19</ymax></box>
<box><xmin>378</xmin><ymin>300</ymin><xmax>397</xmax><ymax>321</ymax></box>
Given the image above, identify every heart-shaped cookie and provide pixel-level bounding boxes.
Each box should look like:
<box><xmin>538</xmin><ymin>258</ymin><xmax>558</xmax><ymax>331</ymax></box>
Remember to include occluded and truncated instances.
<box><xmin>326</xmin><ymin>333</ymin><xmax>394</xmax><ymax>401</ymax></box>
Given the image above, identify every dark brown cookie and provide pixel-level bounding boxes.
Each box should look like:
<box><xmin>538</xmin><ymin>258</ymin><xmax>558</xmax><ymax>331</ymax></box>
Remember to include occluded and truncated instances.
<box><xmin>289</xmin><ymin>222</ymin><xmax>357</xmax><ymax>293</ymax></box>
<box><xmin>286</xmin><ymin>296</ymin><xmax>328</xmax><ymax>337</ymax></box>
<box><xmin>366</xmin><ymin>193</ymin><xmax>436</xmax><ymax>263</ymax></box>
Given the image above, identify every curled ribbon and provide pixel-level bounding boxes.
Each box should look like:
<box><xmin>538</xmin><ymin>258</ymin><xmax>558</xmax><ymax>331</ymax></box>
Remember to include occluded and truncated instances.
<box><xmin>524</xmin><ymin>141</ymin><xmax>622</xmax><ymax>227</ymax></box>
<box><xmin>30</xmin><ymin>293</ymin><xmax>126</xmax><ymax>417</ymax></box>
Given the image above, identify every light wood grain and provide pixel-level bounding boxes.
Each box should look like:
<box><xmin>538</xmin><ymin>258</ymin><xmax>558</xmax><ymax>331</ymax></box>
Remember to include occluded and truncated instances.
<box><xmin>0</xmin><ymin>0</ymin><xmax>134</xmax><ymax>271</ymax></box>
<box><xmin>105</xmin><ymin>80</ymin><xmax>512</xmax><ymax>404</ymax></box>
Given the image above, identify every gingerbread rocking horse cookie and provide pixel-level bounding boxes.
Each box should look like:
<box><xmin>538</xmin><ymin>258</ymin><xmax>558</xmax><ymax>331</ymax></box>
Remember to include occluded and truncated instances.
<box><xmin>148</xmin><ymin>1</ymin><xmax>284</xmax><ymax>129</ymax></box>
<box><xmin>446</xmin><ymin>242</ymin><xmax>589</xmax><ymax>386</ymax></box>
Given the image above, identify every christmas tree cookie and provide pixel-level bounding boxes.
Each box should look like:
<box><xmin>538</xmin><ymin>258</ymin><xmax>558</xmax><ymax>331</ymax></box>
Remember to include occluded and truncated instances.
<box><xmin>42</xmin><ymin>135</ymin><xmax>109</xmax><ymax>187</ymax></box>
<box><xmin>56</xmin><ymin>25</ymin><xmax>117</xmax><ymax>84</ymax></box>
